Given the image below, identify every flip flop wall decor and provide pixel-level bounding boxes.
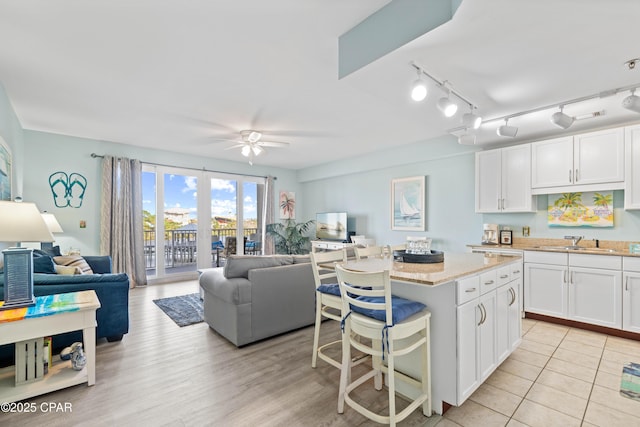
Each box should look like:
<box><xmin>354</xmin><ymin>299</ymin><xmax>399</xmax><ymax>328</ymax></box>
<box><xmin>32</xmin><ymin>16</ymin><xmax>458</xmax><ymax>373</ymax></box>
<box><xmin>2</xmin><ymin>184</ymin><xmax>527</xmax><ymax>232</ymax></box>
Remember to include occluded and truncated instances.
<box><xmin>49</xmin><ymin>171</ymin><xmax>87</xmax><ymax>208</ymax></box>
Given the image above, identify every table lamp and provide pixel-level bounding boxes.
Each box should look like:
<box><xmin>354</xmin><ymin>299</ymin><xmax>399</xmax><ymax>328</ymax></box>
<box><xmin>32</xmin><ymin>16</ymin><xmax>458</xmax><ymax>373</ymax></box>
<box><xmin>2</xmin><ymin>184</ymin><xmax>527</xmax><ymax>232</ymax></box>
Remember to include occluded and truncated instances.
<box><xmin>0</xmin><ymin>201</ymin><xmax>55</xmax><ymax>310</ymax></box>
<box><xmin>40</xmin><ymin>211</ymin><xmax>64</xmax><ymax>251</ymax></box>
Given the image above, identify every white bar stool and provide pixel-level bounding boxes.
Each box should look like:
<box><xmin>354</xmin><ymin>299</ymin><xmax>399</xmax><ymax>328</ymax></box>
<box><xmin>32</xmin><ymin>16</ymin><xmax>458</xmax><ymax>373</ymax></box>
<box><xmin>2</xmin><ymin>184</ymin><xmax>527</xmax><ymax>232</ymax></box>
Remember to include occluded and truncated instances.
<box><xmin>335</xmin><ymin>264</ymin><xmax>432</xmax><ymax>426</ymax></box>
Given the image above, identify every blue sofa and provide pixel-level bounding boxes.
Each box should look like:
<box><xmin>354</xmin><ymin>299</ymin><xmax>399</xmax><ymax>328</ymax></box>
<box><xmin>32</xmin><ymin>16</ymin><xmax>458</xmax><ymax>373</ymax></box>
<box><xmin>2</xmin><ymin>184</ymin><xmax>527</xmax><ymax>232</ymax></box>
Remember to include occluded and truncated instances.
<box><xmin>0</xmin><ymin>255</ymin><xmax>130</xmax><ymax>365</ymax></box>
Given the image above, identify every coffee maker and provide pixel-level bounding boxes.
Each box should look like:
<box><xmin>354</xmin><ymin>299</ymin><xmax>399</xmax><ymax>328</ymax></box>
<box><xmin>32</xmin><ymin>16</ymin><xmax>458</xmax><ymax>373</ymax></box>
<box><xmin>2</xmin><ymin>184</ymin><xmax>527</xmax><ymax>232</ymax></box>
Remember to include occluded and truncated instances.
<box><xmin>482</xmin><ymin>224</ymin><xmax>499</xmax><ymax>245</ymax></box>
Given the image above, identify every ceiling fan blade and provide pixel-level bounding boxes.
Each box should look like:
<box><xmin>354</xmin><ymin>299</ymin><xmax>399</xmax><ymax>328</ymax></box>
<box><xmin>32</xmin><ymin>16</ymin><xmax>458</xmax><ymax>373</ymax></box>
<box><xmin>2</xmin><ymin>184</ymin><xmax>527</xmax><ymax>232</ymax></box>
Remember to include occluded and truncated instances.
<box><xmin>224</xmin><ymin>144</ymin><xmax>245</xmax><ymax>151</ymax></box>
<box><xmin>257</xmin><ymin>140</ymin><xmax>289</xmax><ymax>147</ymax></box>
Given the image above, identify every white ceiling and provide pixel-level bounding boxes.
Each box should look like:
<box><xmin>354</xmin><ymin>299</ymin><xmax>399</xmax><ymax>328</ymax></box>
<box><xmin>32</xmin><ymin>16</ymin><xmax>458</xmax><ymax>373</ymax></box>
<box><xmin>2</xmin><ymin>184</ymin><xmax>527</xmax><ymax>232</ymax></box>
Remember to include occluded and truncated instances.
<box><xmin>1</xmin><ymin>0</ymin><xmax>640</xmax><ymax>169</ymax></box>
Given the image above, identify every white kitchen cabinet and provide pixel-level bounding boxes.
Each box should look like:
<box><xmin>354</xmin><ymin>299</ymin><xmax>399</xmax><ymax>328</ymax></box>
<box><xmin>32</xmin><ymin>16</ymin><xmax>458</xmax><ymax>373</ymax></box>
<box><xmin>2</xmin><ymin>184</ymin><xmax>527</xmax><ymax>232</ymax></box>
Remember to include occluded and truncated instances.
<box><xmin>625</xmin><ymin>124</ymin><xmax>640</xmax><ymax>209</ymax></box>
<box><xmin>568</xmin><ymin>266</ymin><xmax>621</xmax><ymax>329</ymax></box>
<box><xmin>524</xmin><ymin>262</ymin><xmax>567</xmax><ymax>318</ymax></box>
<box><xmin>531</xmin><ymin>128</ymin><xmax>624</xmax><ymax>193</ymax></box>
<box><xmin>525</xmin><ymin>251</ymin><xmax>623</xmax><ymax>329</ymax></box>
<box><xmin>478</xmin><ymin>291</ymin><xmax>496</xmax><ymax>381</ymax></box>
<box><xmin>496</xmin><ymin>277</ymin><xmax>521</xmax><ymax>364</ymax></box>
<box><xmin>475</xmin><ymin>145</ymin><xmax>534</xmax><ymax>213</ymax></box>
<box><xmin>623</xmin><ymin>257</ymin><xmax>640</xmax><ymax>333</ymax></box>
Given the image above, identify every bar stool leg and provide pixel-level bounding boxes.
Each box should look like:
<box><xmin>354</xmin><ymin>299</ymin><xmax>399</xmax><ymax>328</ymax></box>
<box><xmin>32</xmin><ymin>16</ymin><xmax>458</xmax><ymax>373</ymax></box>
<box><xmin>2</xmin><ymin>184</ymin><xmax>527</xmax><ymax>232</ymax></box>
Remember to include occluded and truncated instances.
<box><xmin>311</xmin><ymin>297</ymin><xmax>323</xmax><ymax>368</ymax></box>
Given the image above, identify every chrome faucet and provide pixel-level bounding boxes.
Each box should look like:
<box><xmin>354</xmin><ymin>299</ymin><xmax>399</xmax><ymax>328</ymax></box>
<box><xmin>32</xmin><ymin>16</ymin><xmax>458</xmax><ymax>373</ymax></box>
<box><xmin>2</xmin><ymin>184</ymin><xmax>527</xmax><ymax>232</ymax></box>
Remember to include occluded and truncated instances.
<box><xmin>564</xmin><ymin>235</ymin><xmax>583</xmax><ymax>247</ymax></box>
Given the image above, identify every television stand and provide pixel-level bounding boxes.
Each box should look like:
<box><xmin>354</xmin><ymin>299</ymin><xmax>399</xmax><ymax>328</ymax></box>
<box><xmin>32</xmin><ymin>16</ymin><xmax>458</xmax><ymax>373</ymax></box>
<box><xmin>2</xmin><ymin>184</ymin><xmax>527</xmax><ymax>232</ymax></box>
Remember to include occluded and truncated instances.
<box><xmin>311</xmin><ymin>240</ymin><xmax>354</xmax><ymax>252</ymax></box>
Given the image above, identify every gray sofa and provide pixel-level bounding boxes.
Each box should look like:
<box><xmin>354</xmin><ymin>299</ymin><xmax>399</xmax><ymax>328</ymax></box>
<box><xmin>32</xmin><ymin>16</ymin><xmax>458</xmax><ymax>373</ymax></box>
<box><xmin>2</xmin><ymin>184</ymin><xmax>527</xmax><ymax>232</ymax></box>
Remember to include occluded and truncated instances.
<box><xmin>199</xmin><ymin>255</ymin><xmax>315</xmax><ymax>346</ymax></box>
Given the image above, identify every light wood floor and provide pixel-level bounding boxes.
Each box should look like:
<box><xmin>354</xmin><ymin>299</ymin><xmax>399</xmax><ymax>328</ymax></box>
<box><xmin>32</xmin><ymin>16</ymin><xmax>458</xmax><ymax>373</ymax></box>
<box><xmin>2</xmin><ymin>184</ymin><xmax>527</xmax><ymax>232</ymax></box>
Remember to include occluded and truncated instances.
<box><xmin>2</xmin><ymin>280</ymin><xmax>442</xmax><ymax>427</ymax></box>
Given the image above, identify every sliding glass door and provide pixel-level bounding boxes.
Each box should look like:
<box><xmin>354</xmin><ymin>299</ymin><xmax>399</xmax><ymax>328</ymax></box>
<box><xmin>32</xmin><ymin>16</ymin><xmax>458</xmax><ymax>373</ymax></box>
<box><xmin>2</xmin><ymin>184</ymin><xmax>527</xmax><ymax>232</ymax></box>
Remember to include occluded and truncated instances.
<box><xmin>142</xmin><ymin>165</ymin><xmax>265</xmax><ymax>281</ymax></box>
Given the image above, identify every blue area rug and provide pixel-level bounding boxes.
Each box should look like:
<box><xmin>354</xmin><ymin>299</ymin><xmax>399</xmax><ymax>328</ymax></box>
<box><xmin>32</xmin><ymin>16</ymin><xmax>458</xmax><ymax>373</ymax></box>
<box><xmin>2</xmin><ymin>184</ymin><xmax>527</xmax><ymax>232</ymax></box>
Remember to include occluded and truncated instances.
<box><xmin>153</xmin><ymin>293</ymin><xmax>204</xmax><ymax>327</ymax></box>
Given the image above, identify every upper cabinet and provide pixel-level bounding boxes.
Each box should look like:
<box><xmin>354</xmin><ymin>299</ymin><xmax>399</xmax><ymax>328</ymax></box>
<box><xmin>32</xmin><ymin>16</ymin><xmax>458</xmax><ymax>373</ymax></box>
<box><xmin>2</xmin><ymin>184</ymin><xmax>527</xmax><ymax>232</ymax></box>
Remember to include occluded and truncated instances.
<box><xmin>531</xmin><ymin>128</ymin><xmax>624</xmax><ymax>194</ymax></box>
<box><xmin>475</xmin><ymin>145</ymin><xmax>534</xmax><ymax>213</ymax></box>
<box><xmin>625</xmin><ymin>124</ymin><xmax>640</xmax><ymax>209</ymax></box>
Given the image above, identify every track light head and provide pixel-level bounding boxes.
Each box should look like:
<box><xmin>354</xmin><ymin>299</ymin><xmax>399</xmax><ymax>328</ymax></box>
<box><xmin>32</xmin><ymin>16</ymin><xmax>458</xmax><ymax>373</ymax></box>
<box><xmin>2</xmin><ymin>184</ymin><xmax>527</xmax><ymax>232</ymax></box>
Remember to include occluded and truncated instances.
<box><xmin>623</xmin><ymin>89</ymin><xmax>640</xmax><ymax>113</ymax></box>
<box><xmin>550</xmin><ymin>106</ymin><xmax>574</xmax><ymax>129</ymax></box>
<box><xmin>437</xmin><ymin>97</ymin><xmax>457</xmax><ymax>118</ymax></box>
<box><xmin>458</xmin><ymin>133</ymin><xmax>476</xmax><ymax>145</ymax></box>
<box><xmin>462</xmin><ymin>109</ymin><xmax>482</xmax><ymax>129</ymax></box>
<box><xmin>497</xmin><ymin>119</ymin><xmax>518</xmax><ymax>137</ymax></box>
<box><xmin>411</xmin><ymin>69</ymin><xmax>428</xmax><ymax>101</ymax></box>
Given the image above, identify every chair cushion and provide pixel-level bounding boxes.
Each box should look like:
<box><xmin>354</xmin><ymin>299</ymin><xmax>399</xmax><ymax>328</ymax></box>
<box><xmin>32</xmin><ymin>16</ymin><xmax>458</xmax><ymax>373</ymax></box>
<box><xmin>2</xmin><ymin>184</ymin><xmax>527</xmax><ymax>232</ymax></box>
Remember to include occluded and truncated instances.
<box><xmin>351</xmin><ymin>296</ymin><xmax>426</xmax><ymax>325</ymax></box>
<box><xmin>317</xmin><ymin>283</ymin><xmax>341</xmax><ymax>296</ymax></box>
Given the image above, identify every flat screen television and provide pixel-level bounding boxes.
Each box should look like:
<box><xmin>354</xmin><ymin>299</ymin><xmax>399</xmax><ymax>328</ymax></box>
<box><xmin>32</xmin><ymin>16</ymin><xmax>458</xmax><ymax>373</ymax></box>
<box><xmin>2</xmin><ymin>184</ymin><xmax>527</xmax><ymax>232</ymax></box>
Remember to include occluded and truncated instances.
<box><xmin>316</xmin><ymin>212</ymin><xmax>348</xmax><ymax>241</ymax></box>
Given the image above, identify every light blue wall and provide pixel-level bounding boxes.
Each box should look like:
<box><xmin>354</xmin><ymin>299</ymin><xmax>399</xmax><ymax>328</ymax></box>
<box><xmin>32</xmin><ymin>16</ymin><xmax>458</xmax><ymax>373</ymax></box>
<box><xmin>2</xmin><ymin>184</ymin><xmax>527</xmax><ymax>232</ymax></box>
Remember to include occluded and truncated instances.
<box><xmin>22</xmin><ymin>130</ymin><xmax>300</xmax><ymax>255</ymax></box>
<box><xmin>299</xmin><ymin>135</ymin><xmax>484</xmax><ymax>252</ymax></box>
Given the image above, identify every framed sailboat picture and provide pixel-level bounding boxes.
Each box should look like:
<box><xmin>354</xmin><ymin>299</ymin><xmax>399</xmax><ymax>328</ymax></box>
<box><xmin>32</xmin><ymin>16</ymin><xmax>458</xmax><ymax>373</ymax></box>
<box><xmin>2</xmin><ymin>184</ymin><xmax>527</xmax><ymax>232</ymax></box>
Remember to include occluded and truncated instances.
<box><xmin>391</xmin><ymin>176</ymin><xmax>425</xmax><ymax>231</ymax></box>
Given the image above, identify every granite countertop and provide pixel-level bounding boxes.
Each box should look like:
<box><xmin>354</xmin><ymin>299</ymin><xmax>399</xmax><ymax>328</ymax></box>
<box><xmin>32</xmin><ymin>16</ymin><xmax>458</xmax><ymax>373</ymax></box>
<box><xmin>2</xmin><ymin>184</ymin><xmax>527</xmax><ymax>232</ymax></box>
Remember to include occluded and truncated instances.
<box><xmin>468</xmin><ymin>237</ymin><xmax>640</xmax><ymax>257</ymax></box>
<box><xmin>340</xmin><ymin>252</ymin><xmax>521</xmax><ymax>286</ymax></box>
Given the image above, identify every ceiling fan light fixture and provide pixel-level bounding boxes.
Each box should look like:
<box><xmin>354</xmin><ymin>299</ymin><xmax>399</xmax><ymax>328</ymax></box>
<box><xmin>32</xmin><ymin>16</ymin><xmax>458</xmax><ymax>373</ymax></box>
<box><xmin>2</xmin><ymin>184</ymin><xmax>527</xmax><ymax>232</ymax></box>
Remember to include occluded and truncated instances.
<box><xmin>622</xmin><ymin>89</ymin><xmax>640</xmax><ymax>113</ymax></box>
<box><xmin>550</xmin><ymin>106</ymin><xmax>574</xmax><ymax>129</ymax></box>
<box><xmin>247</xmin><ymin>131</ymin><xmax>262</xmax><ymax>143</ymax></box>
<box><xmin>241</xmin><ymin>145</ymin><xmax>251</xmax><ymax>157</ymax></box>
<box><xmin>252</xmin><ymin>145</ymin><xmax>264</xmax><ymax>156</ymax></box>
<box><xmin>497</xmin><ymin>119</ymin><xmax>518</xmax><ymax>137</ymax></box>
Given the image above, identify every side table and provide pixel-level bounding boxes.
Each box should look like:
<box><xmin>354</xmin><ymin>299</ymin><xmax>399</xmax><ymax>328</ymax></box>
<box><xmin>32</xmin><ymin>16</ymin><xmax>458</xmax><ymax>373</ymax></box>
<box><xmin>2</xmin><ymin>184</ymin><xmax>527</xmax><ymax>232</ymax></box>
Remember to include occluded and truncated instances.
<box><xmin>0</xmin><ymin>290</ymin><xmax>101</xmax><ymax>403</ymax></box>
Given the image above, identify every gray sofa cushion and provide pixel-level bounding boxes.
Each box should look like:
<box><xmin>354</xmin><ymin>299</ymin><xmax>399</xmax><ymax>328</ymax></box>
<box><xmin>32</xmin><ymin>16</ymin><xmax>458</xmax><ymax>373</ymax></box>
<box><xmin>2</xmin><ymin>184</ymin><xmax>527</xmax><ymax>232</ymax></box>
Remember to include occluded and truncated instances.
<box><xmin>223</xmin><ymin>255</ymin><xmax>294</xmax><ymax>279</ymax></box>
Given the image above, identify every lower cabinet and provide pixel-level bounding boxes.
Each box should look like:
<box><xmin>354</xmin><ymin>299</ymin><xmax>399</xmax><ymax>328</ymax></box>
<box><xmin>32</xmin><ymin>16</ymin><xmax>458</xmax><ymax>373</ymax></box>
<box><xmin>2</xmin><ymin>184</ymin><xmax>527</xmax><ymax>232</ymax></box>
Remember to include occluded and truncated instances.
<box><xmin>524</xmin><ymin>261</ymin><xmax>567</xmax><ymax>318</ymax></box>
<box><xmin>457</xmin><ymin>264</ymin><xmax>521</xmax><ymax>404</ymax></box>
<box><xmin>623</xmin><ymin>256</ymin><xmax>640</xmax><ymax>333</ymax></box>
<box><xmin>568</xmin><ymin>267</ymin><xmax>621</xmax><ymax>329</ymax></box>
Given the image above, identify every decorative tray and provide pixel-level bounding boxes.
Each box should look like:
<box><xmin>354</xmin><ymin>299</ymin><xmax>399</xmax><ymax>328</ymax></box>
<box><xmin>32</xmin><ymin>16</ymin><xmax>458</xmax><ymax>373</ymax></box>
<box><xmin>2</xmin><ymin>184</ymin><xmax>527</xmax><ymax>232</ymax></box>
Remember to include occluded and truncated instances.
<box><xmin>393</xmin><ymin>250</ymin><xmax>444</xmax><ymax>264</ymax></box>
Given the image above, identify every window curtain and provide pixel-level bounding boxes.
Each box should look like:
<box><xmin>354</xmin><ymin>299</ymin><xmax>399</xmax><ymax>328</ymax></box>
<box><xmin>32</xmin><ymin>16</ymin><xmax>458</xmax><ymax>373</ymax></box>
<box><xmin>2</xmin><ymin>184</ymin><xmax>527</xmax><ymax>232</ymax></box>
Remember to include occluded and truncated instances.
<box><xmin>262</xmin><ymin>175</ymin><xmax>275</xmax><ymax>255</ymax></box>
<box><xmin>100</xmin><ymin>156</ymin><xmax>147</xmax><ymax>288</ymax></box>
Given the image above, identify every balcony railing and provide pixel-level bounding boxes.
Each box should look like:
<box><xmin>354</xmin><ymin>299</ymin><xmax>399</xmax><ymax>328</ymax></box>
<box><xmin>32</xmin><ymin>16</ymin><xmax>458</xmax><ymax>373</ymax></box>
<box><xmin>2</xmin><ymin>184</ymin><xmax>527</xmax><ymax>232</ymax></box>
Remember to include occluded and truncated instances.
<box><xmin>143</xmin><ymin>228</ymin><xmax>258</xmax><ymax>271</ymax></box>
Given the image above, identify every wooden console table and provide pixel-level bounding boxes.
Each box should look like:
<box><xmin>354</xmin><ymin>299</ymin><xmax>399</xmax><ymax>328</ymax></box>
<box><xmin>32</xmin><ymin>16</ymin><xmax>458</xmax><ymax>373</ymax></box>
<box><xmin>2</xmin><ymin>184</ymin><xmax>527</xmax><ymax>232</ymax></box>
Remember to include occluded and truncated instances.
<box><xmin>0</xmin><ymin>290</ymin><xmax>101</xmax><ymax>403</ymax></box>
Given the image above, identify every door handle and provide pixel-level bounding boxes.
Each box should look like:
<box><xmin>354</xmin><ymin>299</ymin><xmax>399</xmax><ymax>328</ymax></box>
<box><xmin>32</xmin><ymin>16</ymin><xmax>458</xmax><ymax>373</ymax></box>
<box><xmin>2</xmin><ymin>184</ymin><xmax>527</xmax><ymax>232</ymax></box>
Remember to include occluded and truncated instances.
<box><xmin>575</xmin><ymin>169</ymin><xmax>579</xmax><ymax>182</ymax></box>
<box><xmin>466</xmin><ymin>287</ymin><xmax>477</xmax><ymax>293</ymax></box>
<box><xmin>509</xmin><ymin>288</ymin><xmax>516</xmax><ymax>306</ymax></box>
<box><xmin>502</xmin><ymin>198</ymin><xmax>506</xmax><ymax>210</ymax></box>
<box><xmin>569</xmin><ymin>169</ymin><xmax>572</xmax><ymax>183</ymax></box>
<box><xmin>564</xmin><ymin>269</ymin><xmax>568</xmax><ymax>283</ymax></box>
<box><xmin>497</xmin><ymin>198</ymin><xmax>501</xmax><ymax>210</ymax></box>
<box><xmin>626</xmin><ymin>276</ymin><xmax>629</xmax><ymax>291</ymax></box>
<box><xmin>477</xmin><ymin>304</ymin><xmax>483</xmax><ymax>326</ymax></box>
<box><xmin>571</xmin><ymin>271</ymin><xmax>574</xmax><ymax>284</ymax></box>
<box><xmin>480</xmin><ymin>303</ymin><xmax>486</xmax><ymax>325</ymax></box>
<box><xmin>500</xmin><ymin>274</ymin><xmax>509</xmax><ymax>279</ymax></box>
<box><xmin>484</xmin><ymin>280</ymin><xmax>495</xmax><ymax>285</ymax></box>
<box><xmin>513</xmin><ymin>269</ymin><xmax>520</xmax><ymax>274</ymax></box>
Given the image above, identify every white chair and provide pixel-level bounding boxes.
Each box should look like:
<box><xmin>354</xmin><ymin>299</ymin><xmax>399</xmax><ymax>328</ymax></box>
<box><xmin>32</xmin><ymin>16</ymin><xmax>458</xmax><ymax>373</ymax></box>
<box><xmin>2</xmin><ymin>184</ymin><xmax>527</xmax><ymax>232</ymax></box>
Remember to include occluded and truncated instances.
<box><xmin>335</xmin><ymin>264</ymin><xmax>432</xmax><ymax>426</ymax></box>
<box><xmin>354</xmin><ymin>245</ymin><xmax>384</xmax><ymax>260</ymax></box>
<box><xmin>350</xmin><ymin>235</ymin><xmax>365</xmax><ymax>244</ymax></box>
<box><xmin>310</xmin><ymin>249</ymin><xmax>346</xmax><ymax>369</ymax></box>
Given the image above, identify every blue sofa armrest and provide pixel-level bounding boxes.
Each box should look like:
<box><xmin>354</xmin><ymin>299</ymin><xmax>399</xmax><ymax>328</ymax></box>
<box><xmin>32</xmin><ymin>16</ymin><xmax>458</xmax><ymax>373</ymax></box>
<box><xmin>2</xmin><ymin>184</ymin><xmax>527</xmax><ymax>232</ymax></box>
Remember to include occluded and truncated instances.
<box><xmin>83</xmin><ymin>256</ymin><xmax>112</xmax><ymax>274</ymax></box>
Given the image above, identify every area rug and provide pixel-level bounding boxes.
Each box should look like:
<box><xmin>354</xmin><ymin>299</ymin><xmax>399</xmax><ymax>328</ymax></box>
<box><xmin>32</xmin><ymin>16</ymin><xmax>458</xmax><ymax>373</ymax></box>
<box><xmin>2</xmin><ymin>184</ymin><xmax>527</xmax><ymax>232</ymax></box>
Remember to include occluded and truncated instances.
<box><xmin>620</xmin><ymin>362</ymin><xmax>640</xmax><ymax>401</ymax></box>
<box><xmin>153</xmin><ymin>293</ymin><xmax>204</xmax><ymax>327</ymax></box>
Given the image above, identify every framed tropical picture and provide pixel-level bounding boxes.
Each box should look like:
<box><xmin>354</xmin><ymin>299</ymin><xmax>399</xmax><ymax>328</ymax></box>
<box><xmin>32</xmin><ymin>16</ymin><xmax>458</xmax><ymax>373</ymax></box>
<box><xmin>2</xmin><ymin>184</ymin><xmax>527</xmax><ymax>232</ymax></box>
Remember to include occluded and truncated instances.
<box><xmin>279</xmin><ymin>191</ymin><xmax>295</xmax><ymax>219</ymax></box>
<box><xmin>0</xmin><ymin>135</ymin><xmax>12</xmax><ymax>201</ymax></box>
<box><xmin>391</xmin><ymin>176</ymin><xmax>425</xmax><ymax>231</ymax></box>
<box><xmin>548</xmin><ymin>191</ymin><xmax>613</xmax><ymax>227</ymax></box>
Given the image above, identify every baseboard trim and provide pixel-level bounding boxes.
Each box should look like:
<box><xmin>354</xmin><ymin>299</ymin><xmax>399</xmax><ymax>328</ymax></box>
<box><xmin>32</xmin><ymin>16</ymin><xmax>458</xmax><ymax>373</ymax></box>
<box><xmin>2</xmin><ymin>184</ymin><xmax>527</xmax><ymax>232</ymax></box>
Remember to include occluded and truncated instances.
<box><xmin>524</xmin><ymin>312</ymin><xmax>640</xmax><ymax>341</ymax></box>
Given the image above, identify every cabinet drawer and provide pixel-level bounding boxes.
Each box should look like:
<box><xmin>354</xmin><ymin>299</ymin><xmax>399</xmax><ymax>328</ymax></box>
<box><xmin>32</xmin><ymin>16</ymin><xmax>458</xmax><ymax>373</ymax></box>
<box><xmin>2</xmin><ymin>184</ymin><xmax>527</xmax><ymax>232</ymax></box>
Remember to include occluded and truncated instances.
<box><xmin>569</xmin><ymin>253</ymin><xmax>621</xmax><ymax>270</ymax></box>
<box><xmin>509</xmin><ymin>262</ymin><xmax>523</xmax><ymax>280</ymax></box>
<box><xmin>623</xmin><ymin>256</ymin><xmax>640</xmax><ymax>272</ymax></box>
<box><xmin>497</xmin><ymin>266</ymin><xmax>511</xmax><ymax>286</ymax></box>
<box><xmin>457</xmin><ymin>275</ymin><xmax>480</xmax><ymax>305</ymax></box>
<box><xmin>524</xmin><ymin>251</ymin><xmax>568</xmax><ymax>265</ymax></box>
<box><xmin>480</xmin><ymin>270</ymin><xmax>497</xmax><ymax>295</ymax></box>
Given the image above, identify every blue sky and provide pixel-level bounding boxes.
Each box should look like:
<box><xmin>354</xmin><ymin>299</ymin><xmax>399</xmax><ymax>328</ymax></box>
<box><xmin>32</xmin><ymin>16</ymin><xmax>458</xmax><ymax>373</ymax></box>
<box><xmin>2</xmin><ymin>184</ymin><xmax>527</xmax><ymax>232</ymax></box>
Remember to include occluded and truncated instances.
<box><xmin>142</xmin><ymin>172</ymin><xmax>257</xmax><ymax>220</ymax></box>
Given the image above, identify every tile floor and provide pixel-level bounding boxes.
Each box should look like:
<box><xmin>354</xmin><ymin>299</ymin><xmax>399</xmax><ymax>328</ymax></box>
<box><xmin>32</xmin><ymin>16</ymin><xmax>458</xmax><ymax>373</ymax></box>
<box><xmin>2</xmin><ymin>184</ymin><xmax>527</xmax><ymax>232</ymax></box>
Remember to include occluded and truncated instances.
<box><xmin>437</xmin><ymin>319</ymin><xmax>640</xmax><ymax>427</ymax></box>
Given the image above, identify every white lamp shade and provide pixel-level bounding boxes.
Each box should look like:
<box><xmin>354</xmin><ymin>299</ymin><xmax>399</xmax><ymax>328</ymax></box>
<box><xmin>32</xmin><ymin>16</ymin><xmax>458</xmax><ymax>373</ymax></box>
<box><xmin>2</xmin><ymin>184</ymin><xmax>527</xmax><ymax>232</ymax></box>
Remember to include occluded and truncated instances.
<box><xmin>0</xmin><ymin>201</ymin><xmax>55</xmax><ymax>243</ymax></box>
<box><xmin>41</xmin><ymin>212</ymin><xmax>64</xmax><ymax>233</ymax></box>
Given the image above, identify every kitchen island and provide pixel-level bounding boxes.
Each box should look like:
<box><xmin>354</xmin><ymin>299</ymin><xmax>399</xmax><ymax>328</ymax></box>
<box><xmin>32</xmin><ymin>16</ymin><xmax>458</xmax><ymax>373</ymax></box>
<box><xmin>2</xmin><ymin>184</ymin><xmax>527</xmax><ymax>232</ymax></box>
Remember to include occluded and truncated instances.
<box><xmin>340</xmin><ymin>252</ymin><xmax>523</xmax><ymax>414</ymax></box>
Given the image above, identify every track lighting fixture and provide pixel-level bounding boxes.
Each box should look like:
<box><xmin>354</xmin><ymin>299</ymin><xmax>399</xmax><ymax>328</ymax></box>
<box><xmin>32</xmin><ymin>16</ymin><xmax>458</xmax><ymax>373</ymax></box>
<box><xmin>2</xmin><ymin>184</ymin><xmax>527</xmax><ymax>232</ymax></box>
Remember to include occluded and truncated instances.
<box><xmin>623</xmin><ymin>89</ymin><xmax>640</xmax><ymax>113</ymax></box>
<box><xmin>411</xmin><ymin>68</ymin><xmax>428</xmax><ymax>102</ymax></box>
<box><xmin>437</xmin><ymin>86</ymin><xmax>458</xmax><ymax>117</ymax></box>
<box><xmin>497</xmin><ymin>119</ymin><xmax>518</xmax><ymax>137</ymax></box>
<box><xmin>550</xmin><ymin>106</ymin><xmax>574</xmax><ymax>129</ymax></box>
<box><xmin>458</xmin><ymin>133</ymin><xmax>476</xmax><ymax>145</ymax></box>
<box><xmin>462</xmin><ymin>106</ymin><xmax>482</xmax><ymax>129</ymax></box>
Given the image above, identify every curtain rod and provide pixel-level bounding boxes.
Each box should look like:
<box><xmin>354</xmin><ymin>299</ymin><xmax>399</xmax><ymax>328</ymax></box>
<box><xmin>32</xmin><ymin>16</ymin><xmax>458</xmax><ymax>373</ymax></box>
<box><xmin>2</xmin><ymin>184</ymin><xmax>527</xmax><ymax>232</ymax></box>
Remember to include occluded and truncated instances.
<box><xmin>90</xmin><ymin>153</ymin><xmax>276</xmax><ymax>180</ymax></box>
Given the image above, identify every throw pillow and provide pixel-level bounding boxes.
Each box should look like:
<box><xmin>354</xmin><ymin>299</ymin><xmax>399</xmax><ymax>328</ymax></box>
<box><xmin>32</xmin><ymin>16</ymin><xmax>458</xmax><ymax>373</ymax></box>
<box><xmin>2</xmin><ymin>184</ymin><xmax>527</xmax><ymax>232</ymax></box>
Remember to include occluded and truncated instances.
<box><xmin>33</xmin><ymin>253</ymin><xmax>56</xmax><ymax>274</ymax></box>
<box><xmin>54</xmin><ymin>264</ymin><xmax>83</xmax><ymax>275</ymax></box>
<box><xmin>41</xmin><ymin>245</ymin><xmax>62</xmax><ymax>257</ymax></box>
<box><xmin>53</xmin><ymin>255</ymin><xmax>94</xmax><ymax>275</ymax></box>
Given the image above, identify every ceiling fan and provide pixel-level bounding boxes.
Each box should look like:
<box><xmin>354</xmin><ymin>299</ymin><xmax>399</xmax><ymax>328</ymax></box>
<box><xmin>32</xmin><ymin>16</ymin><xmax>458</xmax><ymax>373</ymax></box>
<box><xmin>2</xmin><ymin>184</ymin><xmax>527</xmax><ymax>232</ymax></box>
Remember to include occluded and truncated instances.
<box><xmin>214</xmin><ymin>130</ymin><xmax>290</xmax><ymax>165</ymax></box>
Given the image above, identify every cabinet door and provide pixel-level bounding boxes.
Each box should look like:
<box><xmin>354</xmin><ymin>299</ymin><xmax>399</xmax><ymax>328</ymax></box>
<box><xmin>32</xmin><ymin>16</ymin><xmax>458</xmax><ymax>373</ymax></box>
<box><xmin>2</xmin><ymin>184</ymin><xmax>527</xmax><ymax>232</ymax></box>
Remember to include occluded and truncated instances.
<box><xmin>568</xmin><ymin>267</ymin><xmax>622</xmax><ymax>329</ymax></box>
<box><xmin>625</xmin><ymin>125</ymin><xmax>640</xmax><ymax>209</ymax></box>
<box><xmin>495</xmin><ymin>284</ymin><xmax>511</xmax><ymax>363</ymax></box>
<box><xmin>475</xmin><ymin>150</ymin><xmax>502</xmax><ymax>213</ymax></box>
<box><xmin>457</xmin><ymin>301</ymin><xmax>480</xmax><ymax>403</ymax></box>
<box><xmin>478</xmin><ymin>291</ymin><xmax>496</xmax><ymax>381</ymax></box>
<box><xmin>574</xmin><ymin>128</ymin><xmax>624</xmax><ymax>185</ymax></box>
<box><xmin>508</xmin><ymin>279</ymin><xmax>522</xmax><ymax>352</ymax></box>
<box><xmin>524</xmin><ymin>263</ymin><xmax>567</xmax><ymax>317</ymax></box>
<box><xmin>501</xmin><ymin>145</ymin><xmax>533</xmax><ymax>212</ymax></box>
<box><xmin>623</xmin><ymin>272</ymin><xmax>640</xmax><ymax>333</ymax></box>
<box><xmin>531</xmin><ymin>137</ymin><xmax>573</xmax><ymax>188</ymax></box>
